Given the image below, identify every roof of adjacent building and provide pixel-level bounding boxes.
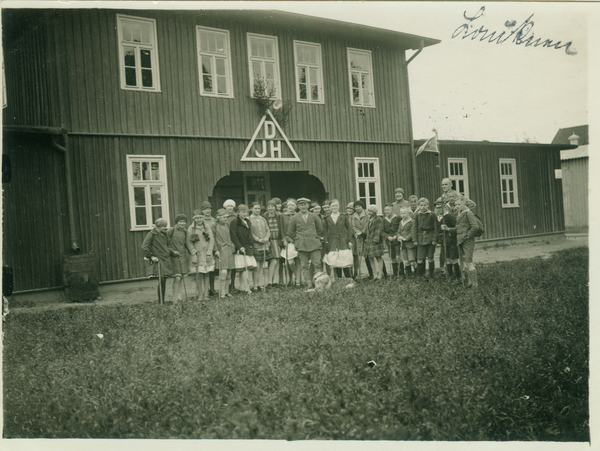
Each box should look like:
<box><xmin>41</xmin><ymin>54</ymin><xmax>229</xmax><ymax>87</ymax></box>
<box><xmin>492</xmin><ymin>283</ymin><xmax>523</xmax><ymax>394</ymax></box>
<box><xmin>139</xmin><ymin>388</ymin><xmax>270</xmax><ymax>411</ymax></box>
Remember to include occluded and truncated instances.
<box><xmin>414</xmin><ymin>139</ymin><xmax>577</xmax><ymax>152</ymax></box>
<box><xmin>561</xmin><ymin>145</ymin><xmax>588</xmax><ymax>161</ymax></box>
<box><xmin>551</xmin><ymin>125</ymin><xmax>589</xmax><ymax>146</ymax></box>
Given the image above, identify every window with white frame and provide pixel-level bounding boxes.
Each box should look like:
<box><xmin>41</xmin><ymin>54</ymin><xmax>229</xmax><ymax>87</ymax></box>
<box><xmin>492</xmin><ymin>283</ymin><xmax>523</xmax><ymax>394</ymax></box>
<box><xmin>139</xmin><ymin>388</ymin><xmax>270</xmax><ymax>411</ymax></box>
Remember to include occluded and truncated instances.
<box><xmin>447</xmin><ymin>158</ymin><xmax>470</xmax><ymax>199</ymax></box>
<box><xmin>347</xmin><ymin>48</ymin><xmax>375</xmax><ymax>107</ymax></box>
<box><xmin>247</xmin><ymin>33</ymin><xmax>281</xmax><ymax>99</ymax></box>
<box><xmin>117</xmin><ymin>15</ymin><xmax>161</xmax><ymax>92</ymax></box>
<box><xmin>127</xmin><ymin>155</ymin><xmax>169</xmax><ymax>230</ymax></box>
<box><xmin>355</xmin><ymin>158</ymin><xmax>382</xmax><ymax>213</ymax></box>
<box><xmin>196</xmin><ymin>26</ymin><xmax>233</xmax><ymax>98</ymax></box>
<box><xmin>294</xmin><ymin>41</ymin><xmax>324</xmax><ymax>104</ymax></box>
<box><xmin>499</xmin><ymin>158</ymin><xmax>519</xmax><ymax>207</ymax></box>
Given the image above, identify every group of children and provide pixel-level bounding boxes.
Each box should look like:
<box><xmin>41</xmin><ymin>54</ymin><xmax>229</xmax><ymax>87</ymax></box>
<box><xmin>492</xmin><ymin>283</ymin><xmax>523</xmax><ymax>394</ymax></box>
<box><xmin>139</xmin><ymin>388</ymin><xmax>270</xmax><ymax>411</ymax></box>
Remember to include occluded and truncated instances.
<box><xmin>141</xmin><ymin>178</ymin><xmax>481</xmax><ymax>303</ymax></box>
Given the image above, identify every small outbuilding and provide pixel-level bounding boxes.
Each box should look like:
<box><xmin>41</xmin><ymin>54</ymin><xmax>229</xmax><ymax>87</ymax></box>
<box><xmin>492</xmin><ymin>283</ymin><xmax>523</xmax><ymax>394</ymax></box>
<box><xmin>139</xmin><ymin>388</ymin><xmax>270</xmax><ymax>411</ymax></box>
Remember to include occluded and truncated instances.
<box><xmin>552</xmin><ymin>125</ymin><xmax>588</xmax><ymax>237</ymax></box>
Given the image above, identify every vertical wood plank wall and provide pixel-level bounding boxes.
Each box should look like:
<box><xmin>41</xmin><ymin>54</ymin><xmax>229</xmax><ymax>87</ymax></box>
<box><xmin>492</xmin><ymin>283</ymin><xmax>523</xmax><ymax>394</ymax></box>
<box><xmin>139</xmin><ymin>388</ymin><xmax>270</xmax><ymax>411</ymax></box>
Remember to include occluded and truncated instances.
<box><xmin>2</xmin><ymin>133</ymin><xmax>70</xmax><ymax>290</ymax></box>
<box><xmin>561</xmin><ymin>158</ymin><xmax>588</xmax><ymax>233</ymax></box>
<box><xmin>414</xmin><ymin>143</ymin><xmax>565</xmax><ymax>240</ymax></box>
<box><xmin>4</xmin><ymin>9</ymin><xmax>413</xmax><ymax>143</ymax></box>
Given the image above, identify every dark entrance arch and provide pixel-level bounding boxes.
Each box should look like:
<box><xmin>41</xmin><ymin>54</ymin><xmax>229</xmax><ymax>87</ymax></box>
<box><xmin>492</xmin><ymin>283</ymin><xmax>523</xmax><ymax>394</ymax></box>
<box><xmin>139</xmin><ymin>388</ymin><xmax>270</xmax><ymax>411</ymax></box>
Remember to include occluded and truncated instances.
<box><xmin>211</xmin><ymin>171</ymin><xmax>328</xmax><ymax>209</ymax></box>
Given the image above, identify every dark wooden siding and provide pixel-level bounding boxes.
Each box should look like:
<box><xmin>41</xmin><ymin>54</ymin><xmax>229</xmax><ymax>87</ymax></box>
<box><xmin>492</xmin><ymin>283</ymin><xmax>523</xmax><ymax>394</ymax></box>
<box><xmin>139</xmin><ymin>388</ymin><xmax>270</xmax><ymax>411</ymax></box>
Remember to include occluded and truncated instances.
<box><xmin>4</xmin><ymin>9</ymin><xmax>412</xmax><ymax>143</ymax></box>
<box><xmin>2</xmin><ymin>10</ymin><xmax>58</xmax><ymax>128</ymax></box>
<box><xmin>2</xmin><ymin>133</ymin><xmax>70</xmax><ymax>291</ymax></box>
<box><xmin>4</xmin><ymin>133</ymin><xmax>412</xmax><ymax>290</ymax></box>
<box><xmin>415</xmin><ymin>143</ymin><xmax>565</xmax><ymax>240</ymax></box>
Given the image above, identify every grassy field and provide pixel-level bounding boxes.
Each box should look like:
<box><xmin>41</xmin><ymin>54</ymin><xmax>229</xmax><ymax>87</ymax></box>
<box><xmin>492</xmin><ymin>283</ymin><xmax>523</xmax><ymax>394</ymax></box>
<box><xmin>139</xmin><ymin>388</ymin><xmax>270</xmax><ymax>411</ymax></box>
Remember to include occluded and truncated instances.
<box><xmin>3</xmin><ymin>247</ymin><xmax>589</xmax><ymax>440</ymax></box>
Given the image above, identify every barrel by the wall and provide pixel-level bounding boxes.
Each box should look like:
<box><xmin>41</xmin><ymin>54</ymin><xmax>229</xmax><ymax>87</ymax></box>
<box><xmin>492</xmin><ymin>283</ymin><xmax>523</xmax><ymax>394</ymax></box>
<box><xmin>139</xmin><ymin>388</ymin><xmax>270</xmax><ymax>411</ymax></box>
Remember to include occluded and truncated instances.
<box><xmin>62</xmin><ymin>254</ymin><xmax>100</xmax><ymax>302</ymax></box>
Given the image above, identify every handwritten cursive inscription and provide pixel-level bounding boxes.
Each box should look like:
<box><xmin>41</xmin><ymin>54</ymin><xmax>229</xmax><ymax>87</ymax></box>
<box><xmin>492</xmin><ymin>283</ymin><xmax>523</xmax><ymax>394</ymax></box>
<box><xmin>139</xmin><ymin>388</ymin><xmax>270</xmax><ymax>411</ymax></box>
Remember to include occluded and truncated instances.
<box><xmin>452</xmin><ymin>7</ymin><xmax>577</xmax><ymax>55</ymax></box>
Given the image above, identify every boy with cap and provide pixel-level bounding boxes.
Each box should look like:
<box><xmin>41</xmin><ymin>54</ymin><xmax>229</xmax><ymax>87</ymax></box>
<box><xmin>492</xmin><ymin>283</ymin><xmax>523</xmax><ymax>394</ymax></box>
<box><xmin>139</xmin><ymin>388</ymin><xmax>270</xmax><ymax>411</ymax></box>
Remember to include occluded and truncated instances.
<box><xmin>169</xmin><ymin>214</ymin><xmax>189</xmax><ymax>301</ymax></box>
<box><xmin>391</xmin><ymin>188</ymin><xmax>410</xmax><ymax>218</ymax></box>
<box><xmin>142</xmin><ymin>218</ymin><xmax>179</xmax><ymax>303</ymax></box>
<box><xmin>287</xmin><ymin>197</ymin><xmax>324</xmax><ymax>288</ymax></box>
<box><xmin>411</xmin><ymin>197</ymin><xmax>440</xmax><ymax>278</ymax></box>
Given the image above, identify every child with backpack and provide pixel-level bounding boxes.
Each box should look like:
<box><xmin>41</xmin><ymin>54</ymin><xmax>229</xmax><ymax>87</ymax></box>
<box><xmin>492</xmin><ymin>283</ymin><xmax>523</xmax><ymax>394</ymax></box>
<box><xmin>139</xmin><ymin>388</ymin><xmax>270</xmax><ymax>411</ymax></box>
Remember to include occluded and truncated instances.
<box><xmin>450</xmin><ymin>195</ymin><xmax>481</xmax><ymax>287</ymax></box>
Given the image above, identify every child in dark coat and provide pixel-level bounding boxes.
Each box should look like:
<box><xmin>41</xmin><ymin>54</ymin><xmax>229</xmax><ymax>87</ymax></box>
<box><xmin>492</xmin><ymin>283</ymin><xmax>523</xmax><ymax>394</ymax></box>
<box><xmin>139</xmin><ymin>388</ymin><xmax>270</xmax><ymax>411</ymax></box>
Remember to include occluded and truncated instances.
<box><xmin>141</xmin><ymin>218</ymin><xmax>180</xmax><ymax>303</ymax></box>
<box><xmin>411</xmin><ymin>197</ymin><xmax>440</xmax><ymax>277</ymax></box>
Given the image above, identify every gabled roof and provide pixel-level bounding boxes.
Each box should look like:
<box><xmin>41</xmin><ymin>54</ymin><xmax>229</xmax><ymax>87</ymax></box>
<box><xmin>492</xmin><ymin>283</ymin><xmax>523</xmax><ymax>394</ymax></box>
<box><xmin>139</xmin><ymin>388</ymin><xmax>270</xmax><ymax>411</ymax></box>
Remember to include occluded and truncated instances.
<box><xmin>203</xmin><ymin>9</ymin><xmax>441</xmax><ymax>51</ymax></box>
<box><xmin>551</xmin><ymin>125</ymin><xmax>588</xmax><ymax>145</ymax></box>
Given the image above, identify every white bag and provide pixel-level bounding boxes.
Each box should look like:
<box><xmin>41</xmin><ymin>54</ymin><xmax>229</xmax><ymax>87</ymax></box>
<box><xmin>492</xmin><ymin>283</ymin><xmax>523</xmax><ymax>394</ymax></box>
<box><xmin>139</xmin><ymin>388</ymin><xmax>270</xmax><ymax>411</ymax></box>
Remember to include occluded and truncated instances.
<box><xmin>280</xmin><ymin>242</ymin><xmax>299</xmax><ymax>260</ymax></box>
<box><xmin>323</xmin><ymin>249</ymin><xmax>353</xmax><ymax>268</ymax></box>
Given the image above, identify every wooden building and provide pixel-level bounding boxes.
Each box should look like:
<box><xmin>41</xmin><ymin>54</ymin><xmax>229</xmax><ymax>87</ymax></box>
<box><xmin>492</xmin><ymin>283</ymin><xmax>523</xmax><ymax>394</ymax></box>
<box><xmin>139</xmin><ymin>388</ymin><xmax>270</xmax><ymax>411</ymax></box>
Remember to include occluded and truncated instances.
<box><xmin>413</xmin><ymin>140</ymin><xmax>573</xmax><ymax>241</ymax></box>
<box><xmin>553</xmin><ymin>125</ymin><xmax>589</xmax><ymax>236</ymax></box>
<box><xmin>2</xmin><ymin>9</ymin><xmax>576</xmax><ymax>292</ymax></box>
<box><xmin>2</xmin><ymin>8</ymin><xmax>439</xmax><ymax>292</ymax></box>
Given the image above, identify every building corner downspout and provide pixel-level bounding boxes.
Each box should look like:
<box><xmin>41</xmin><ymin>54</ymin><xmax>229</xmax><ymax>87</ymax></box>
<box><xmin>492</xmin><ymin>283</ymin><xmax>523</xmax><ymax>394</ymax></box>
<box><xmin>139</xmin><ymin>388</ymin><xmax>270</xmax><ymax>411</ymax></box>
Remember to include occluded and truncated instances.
<box><xmin>406</xmin><ymin>40</ymin><xmax>424</xmax><ymax>197</ymax></box>
<box><xmin>51</xmin><ymin>131</ymin><xmax>81</xmax><ymax>253</ymax></box>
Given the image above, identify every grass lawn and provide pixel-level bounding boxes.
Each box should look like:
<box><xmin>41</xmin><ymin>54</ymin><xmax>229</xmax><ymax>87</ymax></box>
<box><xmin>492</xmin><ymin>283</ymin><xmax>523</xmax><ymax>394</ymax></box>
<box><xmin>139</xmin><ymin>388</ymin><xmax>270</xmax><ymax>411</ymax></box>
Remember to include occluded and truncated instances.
<box><xmin>3</xmin><ymin>247</ymin><xmax>589</xmax><ymax>440</ymax></box>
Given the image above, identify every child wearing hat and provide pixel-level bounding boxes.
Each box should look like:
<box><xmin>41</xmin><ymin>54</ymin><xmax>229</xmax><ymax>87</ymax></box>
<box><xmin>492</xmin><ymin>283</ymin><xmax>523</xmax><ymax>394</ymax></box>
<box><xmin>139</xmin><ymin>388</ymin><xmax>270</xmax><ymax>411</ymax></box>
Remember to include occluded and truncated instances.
<box><xmin>411</xmin><ymin>197</ymin><xmax>440</xmax><ymax>278</ymax></box>
<box><xmin>383</xmin><ymin>204</ymin><xmax>401</xmax><ymax>277</ymax></box>
<box><xmin>391</xmin><ymin>188</ymin><xmax>410</xmax><ymax>218</ymax></box>
<box><xmin>282</xmin><ymin>199</ymin><xmax>301</xmax><ymax>286</ymax></box>
<box><xmin>200</xmin><ymin>201</ymin><xmax>218</xmax><ymax>296</ymax></box>
<box><xmin>214</xmin><ymin>208</ymin><xmax>235</xmax><ymax>298</ymax></box>
<box><xmin>223</xmin><ymin>199</ymin><xmax>239</xmax><ymax>292</ymax></box>
<box><xmin>187</xmin><ymin>210</ymin><xmax>215</xmax><ymax>301</ymax></box>
<box><xmin>352</xmin><ymin>200</ymin><xmax>374</xmax><ymax>280</ymax></box>
<box><xmin>264</xmin><ymin>199</ymin><xmax>284</xmax><ymax>287</ymax></box>
<box><xmin>141</xmin><ymin>218</ymin><xmax>180</xmax><ymax>303</ymax></box>
<box><xmin>249</xmin><ymin>202</ymin><xmax>271</xmax><ymax>291</ymax></box>
<box><xmin>397</xmin><ymin>207</ymin><xmax>416</xmax><ymax>275</ymax></box>
<box><xmin>362</xmin><ymin>205</ymin><xmax>384</xmax><ymax>281</ymax></box>
<box><xmin>169</xmin><ymin>214</ymin><xmax>189</xmax><ymax>301</ymax></box>
<box><xmin>229</xmin><ymin>204</ymin><xmax>256</xmax><ymax>294</ymax></box>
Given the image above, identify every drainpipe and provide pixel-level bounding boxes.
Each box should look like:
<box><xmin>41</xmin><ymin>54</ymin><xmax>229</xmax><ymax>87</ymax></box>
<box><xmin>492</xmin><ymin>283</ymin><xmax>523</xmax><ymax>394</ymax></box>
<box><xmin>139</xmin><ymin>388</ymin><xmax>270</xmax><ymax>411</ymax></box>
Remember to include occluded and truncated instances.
<box><xmin>405</xmin><ymin>39</ymin><xmax>424</xmax><ymax>196</ymax></box>
<box><xmin>51</xmin><ymin>131</ymin><xmax>81</xmax><ymax>253</ymax></box>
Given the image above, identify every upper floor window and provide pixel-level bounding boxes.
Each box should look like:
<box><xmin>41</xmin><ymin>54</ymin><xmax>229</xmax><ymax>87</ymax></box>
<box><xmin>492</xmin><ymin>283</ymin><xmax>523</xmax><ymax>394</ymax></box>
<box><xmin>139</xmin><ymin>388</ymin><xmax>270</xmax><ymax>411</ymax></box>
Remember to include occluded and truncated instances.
<box><xmin>293</xmin><ymin>41</ymin><xmax>324</xmax><ymax>104</ymax></box>
<box><xmin>499</xmin><ymin>158</ymin><xmax>519</xmax><ymax>207</ymax></box>
<box><xmin>347</xmin><ymin>48</ymin><xmax>375</xmax><ymax>108</ymax></box>
<box><xmin>196</xmin><ymin>26</ymin><xmax>234</xmax><ymax>98</ymax></box>
<box><xmin>448</xmin><ymin>158</ymin><xmax>470</xmax><ymax>199</ymax></box>
<box><xmin>247</xmin><ymin>33</ymin><xmax>281</xmax><ymax>100</ymax></box>
<box><xmin>127</xmin><ymin>155</ymin><xmax>169</xmax><ymax>231</ymax></box>
<box><xmin>355</xmin><ymin>157</ymin><xmax>382</xmax><ymax>214</ymax></box>
<box><xmin>117</xmin><ymin>15</ymin><xmax>161</xmax><ymax>92</ymax></box>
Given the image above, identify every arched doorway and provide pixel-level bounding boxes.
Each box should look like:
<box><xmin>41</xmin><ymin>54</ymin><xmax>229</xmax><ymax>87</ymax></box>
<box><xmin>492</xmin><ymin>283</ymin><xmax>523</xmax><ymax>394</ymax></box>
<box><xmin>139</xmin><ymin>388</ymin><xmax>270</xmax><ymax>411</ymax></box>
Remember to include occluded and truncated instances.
<box><xmin>211</xmin><ymin>171</ymin><xmax>328</xmax><ymax>208</ymax></box>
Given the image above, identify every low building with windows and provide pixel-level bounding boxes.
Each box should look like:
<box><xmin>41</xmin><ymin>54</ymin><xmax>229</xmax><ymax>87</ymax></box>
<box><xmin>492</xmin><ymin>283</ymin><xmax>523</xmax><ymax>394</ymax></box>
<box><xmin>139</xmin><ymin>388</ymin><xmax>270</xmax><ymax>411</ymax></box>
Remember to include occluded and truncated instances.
<box><xmin>1</xmin><ymin>8</ymin><xmax>574</xmax><ymax>292</ymax></box>
<box><xmin>413</xmin><ymin>139</ymin><xmax>573</xmax><ymax>240</ymax></box>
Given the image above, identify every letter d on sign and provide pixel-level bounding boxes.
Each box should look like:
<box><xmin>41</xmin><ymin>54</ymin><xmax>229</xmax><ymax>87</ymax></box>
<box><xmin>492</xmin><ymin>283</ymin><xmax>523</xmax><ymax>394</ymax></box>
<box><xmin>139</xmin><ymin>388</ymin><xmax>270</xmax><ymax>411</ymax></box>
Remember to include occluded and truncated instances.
<box><xmin>264</xmin><ymin>121</ymin><xmax>276</xmax><ymax>139</ymax></box>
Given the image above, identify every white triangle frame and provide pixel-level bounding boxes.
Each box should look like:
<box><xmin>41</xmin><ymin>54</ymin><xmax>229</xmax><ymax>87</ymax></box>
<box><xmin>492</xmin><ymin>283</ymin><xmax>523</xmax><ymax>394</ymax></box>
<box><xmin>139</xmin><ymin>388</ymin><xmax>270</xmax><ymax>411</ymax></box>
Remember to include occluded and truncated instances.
<box><xmin>241</xmin><ymin>109</ymin><xmax>301</xmax><ymax>162</ymax></box>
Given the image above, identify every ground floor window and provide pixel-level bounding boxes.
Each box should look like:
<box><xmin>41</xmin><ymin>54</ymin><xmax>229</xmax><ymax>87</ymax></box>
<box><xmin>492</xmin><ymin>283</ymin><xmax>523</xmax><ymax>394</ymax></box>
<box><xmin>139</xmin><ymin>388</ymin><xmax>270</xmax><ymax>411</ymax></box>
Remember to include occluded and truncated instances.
<box><xmin>354</xmin><ymin>157</ymin><xmax>382</xmax><ymax>213</ymax></box>
<box><xmin>447</xmin><ymin>157</ymin><xmax>470</xmax><ymax>199</ymax></box>
<box><xmin>127</xmin><ymin>155</ymin><xmax>169</xmax><ymax>231</ymax></box>
<box><xmin>499</xmin><ymin>158</ymin><xmax>519</xmax><ymax>207</ymax></box>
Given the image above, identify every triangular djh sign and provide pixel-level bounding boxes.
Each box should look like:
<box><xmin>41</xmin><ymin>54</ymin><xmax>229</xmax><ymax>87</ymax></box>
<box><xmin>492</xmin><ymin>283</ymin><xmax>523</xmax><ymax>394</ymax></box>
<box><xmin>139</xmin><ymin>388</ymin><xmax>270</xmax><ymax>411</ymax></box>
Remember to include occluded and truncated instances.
<box><xmin>241</xmin><ymin>110</ymin><xmax>301</xmax><ymax>162</ymax></box>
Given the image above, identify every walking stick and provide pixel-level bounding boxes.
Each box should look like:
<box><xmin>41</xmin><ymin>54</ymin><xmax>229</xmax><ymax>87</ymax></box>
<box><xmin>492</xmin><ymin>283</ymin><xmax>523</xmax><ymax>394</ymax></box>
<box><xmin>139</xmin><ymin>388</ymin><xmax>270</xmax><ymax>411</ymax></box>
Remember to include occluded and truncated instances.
<box><xmin>179</xmin><ymin>257</ymin><xmax>188</xmax><ymax>301</ymax></box>
<box><xmin>284</xmin><ymin>240</ymin><xmax>290</xmax><ymax>287</ymax></box>
<box><xmin>357</xmin><ymin>236</ymin><xmax>362</xmax><ymax>283</ymax></box>
<box><xmin>157</xmin><ymin>259</ymin><xmax>163</xmax><ymax>306</ymax></box>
